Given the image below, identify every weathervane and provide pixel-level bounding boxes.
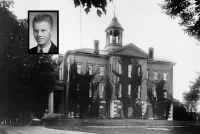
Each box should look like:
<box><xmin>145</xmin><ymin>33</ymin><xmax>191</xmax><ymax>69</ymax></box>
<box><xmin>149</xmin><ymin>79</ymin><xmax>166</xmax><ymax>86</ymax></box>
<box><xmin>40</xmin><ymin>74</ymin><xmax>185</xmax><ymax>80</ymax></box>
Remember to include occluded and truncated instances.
<box><xmin>112</xmin><ymin>2</ymin><xmax>117</xmax><ymax>17</ymax></box>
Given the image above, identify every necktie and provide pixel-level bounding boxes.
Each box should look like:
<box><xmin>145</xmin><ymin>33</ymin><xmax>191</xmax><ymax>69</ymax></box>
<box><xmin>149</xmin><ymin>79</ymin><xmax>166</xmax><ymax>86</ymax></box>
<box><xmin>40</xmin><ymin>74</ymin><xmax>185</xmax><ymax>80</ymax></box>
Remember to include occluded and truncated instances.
<box><xmin>39</xmin><ymin>49</ymin><xmax>43</xmax><ymax>53</ymax></box>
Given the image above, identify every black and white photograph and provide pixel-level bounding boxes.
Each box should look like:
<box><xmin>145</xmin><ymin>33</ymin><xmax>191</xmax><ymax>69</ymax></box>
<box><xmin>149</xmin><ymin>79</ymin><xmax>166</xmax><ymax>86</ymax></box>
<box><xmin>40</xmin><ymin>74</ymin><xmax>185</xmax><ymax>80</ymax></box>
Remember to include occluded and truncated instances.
<box><xmin>28</xmin><ymin>11</ymin><xmax>59</xmax><ymax>54</ymax></box>
<box><xmin>1</xmin><ymin>0</ymin><xmax>200</xmax><ymax>133</ymax></box>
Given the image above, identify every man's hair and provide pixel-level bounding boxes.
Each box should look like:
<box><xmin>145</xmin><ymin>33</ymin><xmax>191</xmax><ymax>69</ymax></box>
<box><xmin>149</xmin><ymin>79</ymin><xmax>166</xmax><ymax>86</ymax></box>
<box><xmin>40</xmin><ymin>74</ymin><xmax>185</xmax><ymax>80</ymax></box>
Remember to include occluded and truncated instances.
<box><xmin>32</xmin><ymin>13</ymin><xmax>53</xmax><ymax>28</ymax></box>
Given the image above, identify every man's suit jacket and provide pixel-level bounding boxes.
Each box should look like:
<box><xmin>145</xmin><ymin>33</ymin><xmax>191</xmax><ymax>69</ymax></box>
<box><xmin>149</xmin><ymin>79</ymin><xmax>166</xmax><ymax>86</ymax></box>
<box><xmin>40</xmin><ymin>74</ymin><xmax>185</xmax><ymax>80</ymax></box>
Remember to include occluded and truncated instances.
<box><xmin>29</xmin><ymin>41</ymin><xmax>58</xmax><ymax>54</ymax></box>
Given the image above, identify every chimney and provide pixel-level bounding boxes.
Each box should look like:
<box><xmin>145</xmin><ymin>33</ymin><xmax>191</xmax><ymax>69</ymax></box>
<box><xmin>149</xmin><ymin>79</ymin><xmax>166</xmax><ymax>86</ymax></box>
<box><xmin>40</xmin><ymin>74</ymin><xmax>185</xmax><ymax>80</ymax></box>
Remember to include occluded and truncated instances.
<box><xmin>149</xmin><ymin>47</ymin><xmax>154</xmax><ymax>59</ymax></box>
<box><xmin>94</xmin><ymin>40</ymin><xmax>99</xmax><ymax>54</ymax></box>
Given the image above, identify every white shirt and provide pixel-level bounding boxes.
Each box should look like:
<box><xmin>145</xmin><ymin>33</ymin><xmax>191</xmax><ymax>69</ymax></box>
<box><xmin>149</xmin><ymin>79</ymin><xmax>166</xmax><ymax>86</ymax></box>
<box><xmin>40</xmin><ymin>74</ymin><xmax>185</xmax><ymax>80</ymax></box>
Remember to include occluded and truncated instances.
<box><xmin>37</xmin><ymin>42</ymin><xmax>52</xmax><ymax>53</ymax></box>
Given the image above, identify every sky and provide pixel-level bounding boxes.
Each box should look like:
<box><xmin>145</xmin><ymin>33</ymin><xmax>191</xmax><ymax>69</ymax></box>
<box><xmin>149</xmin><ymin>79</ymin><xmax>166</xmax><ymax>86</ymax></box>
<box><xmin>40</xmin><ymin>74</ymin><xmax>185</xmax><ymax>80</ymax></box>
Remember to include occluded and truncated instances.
<box><xmin>12</xmin><ymin>0</ymin><xmax>200</xmax><ymax>103</ymax></box>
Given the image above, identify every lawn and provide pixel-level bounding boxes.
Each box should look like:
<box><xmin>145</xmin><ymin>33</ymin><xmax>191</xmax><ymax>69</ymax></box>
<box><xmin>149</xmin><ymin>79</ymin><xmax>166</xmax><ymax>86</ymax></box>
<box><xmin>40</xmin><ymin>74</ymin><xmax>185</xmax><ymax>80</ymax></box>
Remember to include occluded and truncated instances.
<box><xmin>44</xmin><ymin>118</ymin><xmax>200</xmax><ymax>134</ymax></box>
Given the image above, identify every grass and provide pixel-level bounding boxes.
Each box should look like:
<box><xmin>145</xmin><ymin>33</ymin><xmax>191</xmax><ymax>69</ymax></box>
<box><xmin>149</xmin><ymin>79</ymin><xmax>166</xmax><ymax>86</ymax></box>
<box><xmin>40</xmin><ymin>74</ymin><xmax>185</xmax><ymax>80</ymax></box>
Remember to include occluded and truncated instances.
<box><xmin>44</xmin><ymin>118</ymin><xmax>200</xmax><ymax>134</ymax></box>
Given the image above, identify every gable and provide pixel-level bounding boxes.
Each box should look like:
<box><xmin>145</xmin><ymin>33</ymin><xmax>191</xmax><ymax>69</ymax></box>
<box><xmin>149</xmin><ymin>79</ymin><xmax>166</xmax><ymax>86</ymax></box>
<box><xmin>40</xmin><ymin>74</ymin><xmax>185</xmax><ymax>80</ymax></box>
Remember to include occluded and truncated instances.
<box><xmin>112</xmin><ymin>43</ymin><xmax>148</xmax><ymax>58</ymax></box>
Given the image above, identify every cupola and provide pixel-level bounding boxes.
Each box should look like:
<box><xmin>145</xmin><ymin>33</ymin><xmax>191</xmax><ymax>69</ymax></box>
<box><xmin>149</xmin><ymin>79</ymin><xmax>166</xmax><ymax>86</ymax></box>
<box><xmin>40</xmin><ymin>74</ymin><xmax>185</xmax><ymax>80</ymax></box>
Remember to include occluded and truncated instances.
<box><xmin>104</xmin><ymin>16</ymin><xmax>124</xmax><ymax>51</ymax></box>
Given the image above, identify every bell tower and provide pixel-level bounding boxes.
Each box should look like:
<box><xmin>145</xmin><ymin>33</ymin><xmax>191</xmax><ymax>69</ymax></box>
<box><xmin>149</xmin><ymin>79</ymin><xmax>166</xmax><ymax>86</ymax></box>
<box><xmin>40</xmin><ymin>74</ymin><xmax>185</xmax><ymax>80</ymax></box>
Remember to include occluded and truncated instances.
<box><xmin>104</xmin><ymin>16</ymin><xmax>124</xmax><ymax>51</ymax></box>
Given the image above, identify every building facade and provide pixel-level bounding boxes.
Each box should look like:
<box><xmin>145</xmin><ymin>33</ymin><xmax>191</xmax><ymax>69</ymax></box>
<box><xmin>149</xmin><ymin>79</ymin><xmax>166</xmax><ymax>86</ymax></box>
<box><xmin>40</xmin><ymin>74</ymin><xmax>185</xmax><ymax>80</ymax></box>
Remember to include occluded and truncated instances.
<box><xmin>52</xmin><ymin>16</ymin><xmax>176</xmax><ymax>119</ymax></box>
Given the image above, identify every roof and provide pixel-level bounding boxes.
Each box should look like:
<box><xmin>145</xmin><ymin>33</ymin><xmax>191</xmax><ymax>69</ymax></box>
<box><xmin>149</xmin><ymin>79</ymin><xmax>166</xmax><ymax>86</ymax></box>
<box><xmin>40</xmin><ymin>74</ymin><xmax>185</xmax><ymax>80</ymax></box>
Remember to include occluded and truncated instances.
<box><xmin>65</xmin><ymin>45</ymin><xmax>176</xmax><ymax>66</ymax></box>
<box><xmin>66</xmin><ymin>48</ymin><xmax>109</xmax><ymax>57</ymax></box>
<box><xmin>148</xmin><ymin>57</ymin><xmax>176</xmax><ymax>65</ymax></box>
<box><xmin>105</xmin><ymin>16</ymin><xmax>124</xmax><ymax>31</ymax></box>
<box><xmin>110</xmin><ymin>43</ymin><xmax>149</xmax><ymax>58</ymax></box>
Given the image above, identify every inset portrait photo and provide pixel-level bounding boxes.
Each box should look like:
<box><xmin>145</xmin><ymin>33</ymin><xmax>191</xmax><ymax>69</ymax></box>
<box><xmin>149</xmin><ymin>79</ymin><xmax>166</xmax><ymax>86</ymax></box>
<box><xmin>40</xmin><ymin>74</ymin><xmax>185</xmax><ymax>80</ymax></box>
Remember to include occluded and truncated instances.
<box><xmin>28</xmin><ymin>11</ymin><xmax>59</xmax><ymax>54</ymax></box>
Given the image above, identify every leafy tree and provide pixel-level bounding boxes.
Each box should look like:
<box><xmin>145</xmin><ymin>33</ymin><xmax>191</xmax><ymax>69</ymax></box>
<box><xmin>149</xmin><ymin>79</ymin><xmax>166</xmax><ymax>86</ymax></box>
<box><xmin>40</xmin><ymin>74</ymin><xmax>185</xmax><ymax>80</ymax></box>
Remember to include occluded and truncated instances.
<box><xmin>183</xmin><ymin>89</ymin><xmax>200</xmax><ymax>113</ymax></box>
<box><xmin>73</xmin><ymin>0</ymin><xmax>113</xmax><ymax>17</ymax></box>
<box><xmin>173</xmin><ymin>98</ymin><xmax>189</xmax><ymax>121</ymax></box>
<box><xmin>111</xmin><ymin>57</ymin><xmax>145</xmax><ymax>118</ymax></box>
<box><xmin>183</xmin><ymin>73</ymin><xmax>200</xmax><ymax>113</ymax></box>
<box><xmin>67</xmin><ymin>60</ymin><xmax>102</xmax><ymax>118</ymax></box>
<box><xmin>160</xmin><ymin>0</ymin><xmax>200</xmax><ymax>42</ymax></box>
<box><xmin>147</xmin><ymin>73</ymin><xmax>172</xmax><ymax>119</ymax></box>
<box><xmin>0</xmin><ymin>0</ymin><xmax>58</xmax><ymax>122</ymax></box>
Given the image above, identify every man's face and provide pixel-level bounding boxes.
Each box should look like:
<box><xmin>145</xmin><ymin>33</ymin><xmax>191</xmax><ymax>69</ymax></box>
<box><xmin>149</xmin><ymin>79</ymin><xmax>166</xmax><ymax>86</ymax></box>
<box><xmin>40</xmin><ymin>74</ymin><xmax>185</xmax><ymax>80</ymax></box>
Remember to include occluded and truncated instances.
<box><xmin>33</xmin><ymin>21</ymin><xmax>53</xmax><ymax>46</ymax></box>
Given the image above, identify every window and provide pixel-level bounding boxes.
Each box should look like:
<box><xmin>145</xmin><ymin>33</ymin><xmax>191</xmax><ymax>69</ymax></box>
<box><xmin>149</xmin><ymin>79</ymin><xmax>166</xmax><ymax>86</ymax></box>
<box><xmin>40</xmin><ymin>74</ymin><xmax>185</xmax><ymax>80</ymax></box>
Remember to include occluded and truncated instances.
<box><xmin>110</xmin><ymin>35</ymin><xmax>112</xmax><ymax>43</ymax></box>
<box><xmin>164</xmin><ymin>108</ymin><xmax>166</xmax><ymax>116</ymax></box>
<box><xmin>118</xmin><ymin>84</ymin><xmax>122</xmax><ymax>98</ymax></box>
<box><xmin>89</xmin><ymin>83</ymin><xmax>92</xmax><ymax>97</ymax></box>
<box><xmin>99</xmin><ymin>84</ymin><xmax>104</xmax><ymax>98</ymax></box>
<box><xmin>138</xmin><ymin>86</ymin><xmax>141</xmax><ymax>99</ymax></box>
<box><xmin>89</xmin><ymin>90</ymin><xmax>92</xmax><ymax>98</ymax></box>
<box><xmin>128</xmin><ymin>65</ymin><xmax>132</xmax><ymax>78</ymax></box>
<box><xmin>119</xmin><ymin>64</ymin><xmax>122</xmax><ymax>74</ymax></box>
<box><xmin>154</xmin><ymin>72</ymin><xmax>158</xmax><ymax>80</ymax></box>
<box><xmin>77</xmin><ymin>64</ymin><xmax>82</xmax><ymax>74</ymax></box>
<box><xmin>153</xmin><ymin>87</ymin><xmax>157</xmax><ymax>100</ymax></box>
<box><xmin>128</xmin><ymin>84</ymin><xmax>131</xmax><ymax>97</ymax></box>
<box><xmin>68</xmin><ymin>63</ymin><xmax>70</xmax><ymax>72</ymax></box>
<box><xmin>67</xmin><ymin>58</ymin><xmax>70</xmax><ymax>72</ymax></box>
<box><xmin>118</xmin><ymin>105</ymin><xmax>122</xmax><ymax>115</ymax></box>
<box><xmin>77</xmin><ymin>84</ymin><xmax>80</xmax><ymax>91</ymax></box>
<box><xmin>67</xmin><ymin>57</ymin><xmax>70</xmax><ymax>64</ymax></box>
<box><xmin>77</xmin><ymin>84</ymin><xmax>80</xmax><ymax>95</ymax></box>
<box><xmin>88</xmin><ymin>65</ymin><xmax>93</xmax><ymax>75</ymax></box>
<box><xmin>100</xmin><ymin>66</ymin><xmax>105</xmax><ymax>76</ymax></box>
<box><xmin>110</xmin><ymin>64</ymin><xmax>111</xmax><ymax>73</ymax></box>
<box><xmin>164</xmin><ymin>88</ymin><xmax>167</xmax><ymax>101</ymax></box>
<box><xmin>59</xmin><ymin>67</ymin><xmax>63</xmax><ymax>80</ymax></box>
<box><xmin>147</xmin><ymin>71</ymin><xmax>149</xmax><ymax>79</ymax></box>
<box><xmin>138</xmin><ymin>66</ymin><xmax>141</xmax><ymax>77</ymax></box>
<box><xmin>99</xmin><ymin>105</ymin><xmax>103</xmax><ymax>114</ymax></box>
<box><xmin>163</xmin><ymin>73</ymin><xmax>167</xmax><ymax>81</ymax></box>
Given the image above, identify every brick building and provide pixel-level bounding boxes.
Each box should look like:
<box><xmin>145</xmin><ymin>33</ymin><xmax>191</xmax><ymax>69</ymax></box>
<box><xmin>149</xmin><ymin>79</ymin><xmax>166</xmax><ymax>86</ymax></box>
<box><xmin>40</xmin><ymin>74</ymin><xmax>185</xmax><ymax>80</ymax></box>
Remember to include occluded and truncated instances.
<box><xmin>52</xmin><ymin>16</ymin><xmax>176</xmax><ymax>119</ymax></box>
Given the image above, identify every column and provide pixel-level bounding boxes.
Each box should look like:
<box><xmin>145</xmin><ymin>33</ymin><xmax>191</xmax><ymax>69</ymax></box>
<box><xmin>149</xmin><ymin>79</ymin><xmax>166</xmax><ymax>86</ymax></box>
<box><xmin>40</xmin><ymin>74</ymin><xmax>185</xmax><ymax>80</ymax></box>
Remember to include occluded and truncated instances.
<box><xmin>48</xmin><ymin>92</ymin><xmax>54</xmax><ymax>113</ymax></box>
<box><xmin>110</xmin><ymin>101</ymin><xmax>114</xmax><ymax>118</ymax></box>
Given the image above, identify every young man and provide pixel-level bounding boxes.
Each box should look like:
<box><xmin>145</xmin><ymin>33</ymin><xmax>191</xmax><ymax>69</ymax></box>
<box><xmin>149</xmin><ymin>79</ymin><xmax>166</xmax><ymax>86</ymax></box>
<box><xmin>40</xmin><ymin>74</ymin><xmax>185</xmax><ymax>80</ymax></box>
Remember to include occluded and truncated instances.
<box><xmin>29</xmin><ymin>13</ymin><xmax>57</xmax><ymax>53</ymax></box>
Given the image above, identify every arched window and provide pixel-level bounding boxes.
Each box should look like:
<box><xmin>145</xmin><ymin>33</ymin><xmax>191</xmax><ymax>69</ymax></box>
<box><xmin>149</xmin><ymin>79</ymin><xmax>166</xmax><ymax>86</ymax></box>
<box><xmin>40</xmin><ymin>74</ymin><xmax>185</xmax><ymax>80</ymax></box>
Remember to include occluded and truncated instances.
<box><xmin>109</xmin><ymin>30</ymin><xmax>113</xmax><ymax>43</ymax></box>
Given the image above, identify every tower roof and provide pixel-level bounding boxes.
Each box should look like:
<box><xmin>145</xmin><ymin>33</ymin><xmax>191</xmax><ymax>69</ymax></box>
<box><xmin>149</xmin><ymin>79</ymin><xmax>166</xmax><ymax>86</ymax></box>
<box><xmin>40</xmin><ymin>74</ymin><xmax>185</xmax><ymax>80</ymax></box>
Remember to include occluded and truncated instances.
<box><xmin>105</xmin><ymin>16</ymin><xmax>124</xmax><ymax>32</ymax></box>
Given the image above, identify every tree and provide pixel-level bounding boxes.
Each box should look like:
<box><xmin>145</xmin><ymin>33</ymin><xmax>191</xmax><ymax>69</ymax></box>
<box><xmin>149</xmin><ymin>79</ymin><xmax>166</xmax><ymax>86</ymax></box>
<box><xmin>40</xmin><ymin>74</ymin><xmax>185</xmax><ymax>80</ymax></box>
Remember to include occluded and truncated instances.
<box><xmin>173</xmin><ymin>98</ymin><xmax>189</xmax><ymax>121</ymax></box>
<box><xmin>183</xmin><ymin>73</ymin><xmax>200</xmax><ymax>113</ymax></box>
<box><xmin>73</xmin><ymin>0</ymin><xmax>113</xmax><ymax>17</ymax></box>
<box><xmin>67</xmin><ymin>60</ymin><xmax>103</xmax><ymax>118</ymax></box>
<box><xmin>0</xmin><ymin>0</ymin><xmax>58</xmax><ymax>122</ymax></box>
<box><xmin>110</xmin><ymin>57</ymin><xmax>145</xmax><ymax>118</ymax></box>
<box><xmin>160</xmin><ymin>0</ymin><xmax>200</xmax><ymax>43</ymax></box>
<box><xmin>147</xmin><ymin>73</ymin><xmax>172</xmax><ymax>119</ymax></box>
